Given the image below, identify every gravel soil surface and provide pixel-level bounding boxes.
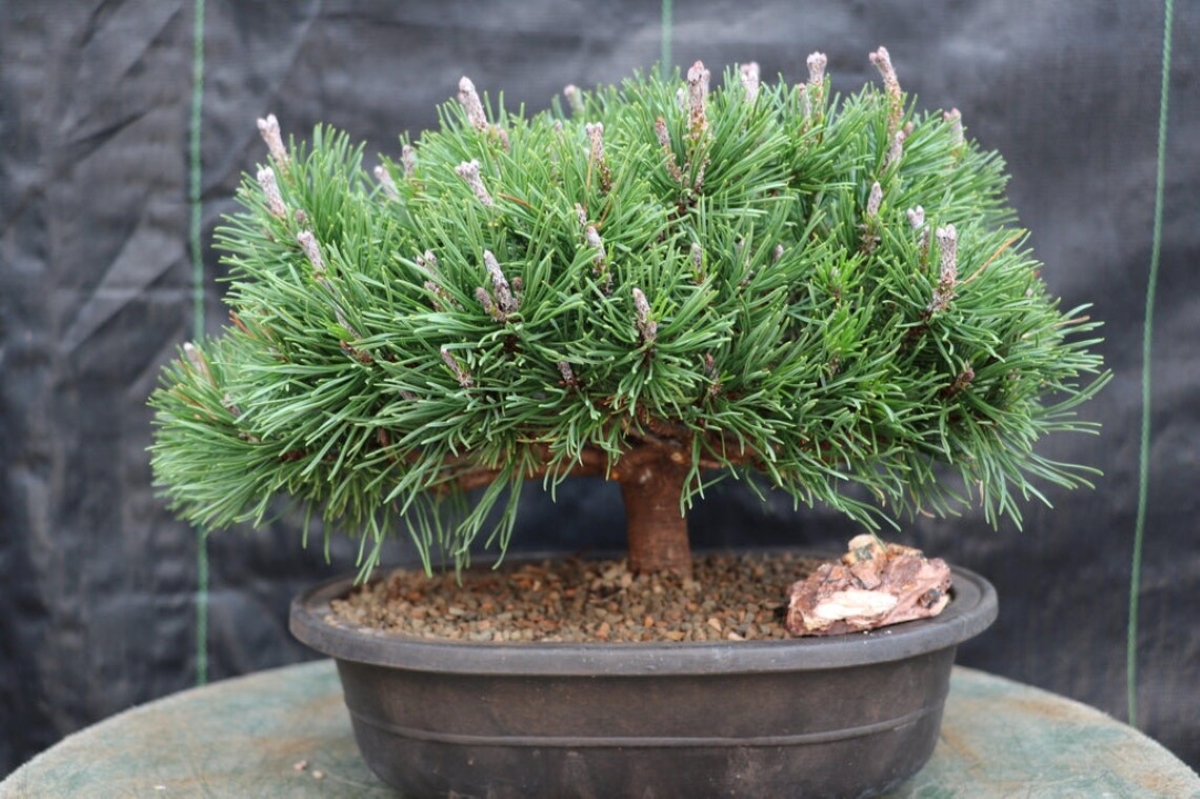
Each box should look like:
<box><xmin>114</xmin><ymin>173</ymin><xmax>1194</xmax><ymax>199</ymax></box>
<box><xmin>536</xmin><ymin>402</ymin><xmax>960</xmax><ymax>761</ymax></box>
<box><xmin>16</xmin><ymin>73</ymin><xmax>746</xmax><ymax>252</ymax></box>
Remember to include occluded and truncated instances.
<box><xmin>329</xmin><ymin>552</ymin><xmax>823</xmax><ymax>643</ymax></box>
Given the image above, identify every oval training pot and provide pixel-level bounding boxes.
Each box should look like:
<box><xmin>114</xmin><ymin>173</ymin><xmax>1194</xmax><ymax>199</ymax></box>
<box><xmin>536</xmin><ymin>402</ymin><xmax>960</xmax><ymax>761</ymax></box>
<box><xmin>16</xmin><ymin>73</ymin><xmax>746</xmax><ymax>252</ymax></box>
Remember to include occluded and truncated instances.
<box><xmin>290</xmin><ymin>559</ymin><xmax>997</xmax><ymax>799</ymax></box>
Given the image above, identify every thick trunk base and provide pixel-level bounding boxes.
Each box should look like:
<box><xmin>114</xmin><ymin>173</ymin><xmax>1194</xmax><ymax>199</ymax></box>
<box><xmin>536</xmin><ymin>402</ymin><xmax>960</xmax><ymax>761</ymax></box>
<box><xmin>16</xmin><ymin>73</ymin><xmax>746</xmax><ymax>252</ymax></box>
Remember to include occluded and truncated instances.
<box><xmin>617</xmin><ymin>454</ymin><xmax>692</xmax><ymax>578</ymax></box>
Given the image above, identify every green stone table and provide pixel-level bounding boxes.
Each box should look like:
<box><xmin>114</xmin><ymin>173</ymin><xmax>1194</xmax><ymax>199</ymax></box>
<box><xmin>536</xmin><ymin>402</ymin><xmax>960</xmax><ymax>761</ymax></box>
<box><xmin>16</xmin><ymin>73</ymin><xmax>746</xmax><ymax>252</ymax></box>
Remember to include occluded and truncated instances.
<box><xmin>3</xmin><ymin>661</ymin><xmax>1196</xmax><ymax>797</ymax></box>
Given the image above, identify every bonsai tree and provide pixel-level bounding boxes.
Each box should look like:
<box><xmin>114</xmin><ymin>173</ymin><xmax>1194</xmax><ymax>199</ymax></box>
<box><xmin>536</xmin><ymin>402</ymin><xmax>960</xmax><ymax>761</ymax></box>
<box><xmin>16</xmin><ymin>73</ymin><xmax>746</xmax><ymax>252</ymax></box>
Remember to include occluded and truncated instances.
<box><xmin>150</xmin><ymin>49</ymin><xmax>1107</xmax><ymax>583</ymax></box>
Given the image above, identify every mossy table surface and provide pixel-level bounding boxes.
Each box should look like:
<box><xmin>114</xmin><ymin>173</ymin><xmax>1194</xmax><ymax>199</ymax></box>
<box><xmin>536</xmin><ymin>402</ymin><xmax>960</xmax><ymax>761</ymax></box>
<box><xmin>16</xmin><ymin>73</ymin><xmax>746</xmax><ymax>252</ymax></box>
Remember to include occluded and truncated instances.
<box><xmin>3</xmin><ymin>661</ymin><xmax>1196</xmax><ymax>798</ymax></box>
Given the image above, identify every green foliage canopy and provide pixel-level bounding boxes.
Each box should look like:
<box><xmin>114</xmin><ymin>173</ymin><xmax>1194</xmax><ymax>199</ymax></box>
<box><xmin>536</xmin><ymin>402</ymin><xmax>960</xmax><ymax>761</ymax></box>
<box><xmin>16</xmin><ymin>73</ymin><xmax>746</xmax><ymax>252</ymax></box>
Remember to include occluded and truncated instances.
<box><xmin>150</xmin><ymin>55</ymin><xmax>1108</xmax><ymax>577</ymax></box>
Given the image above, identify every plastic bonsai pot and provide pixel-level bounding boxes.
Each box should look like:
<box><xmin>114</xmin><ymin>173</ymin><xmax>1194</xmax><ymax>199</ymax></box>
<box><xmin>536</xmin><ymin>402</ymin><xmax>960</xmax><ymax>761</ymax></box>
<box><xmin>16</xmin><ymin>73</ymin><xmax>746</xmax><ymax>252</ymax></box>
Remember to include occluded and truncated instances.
<box><xmin>290</xmin><ymin>558</ymin><xmax>997</xmax><ymax>799</ymax></box>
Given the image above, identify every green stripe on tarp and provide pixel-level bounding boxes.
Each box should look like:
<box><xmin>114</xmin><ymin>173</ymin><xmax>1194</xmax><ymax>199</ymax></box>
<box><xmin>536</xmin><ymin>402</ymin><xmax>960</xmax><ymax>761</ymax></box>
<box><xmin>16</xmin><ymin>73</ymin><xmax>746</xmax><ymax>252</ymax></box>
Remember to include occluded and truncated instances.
<box><xmin>189</xmin><ymin>0</ymin><xmax>209</xmax><ymax>687</ymax></box>
<box><xmin>1129</xmin><ymin>0</ymin><xmax>1174</xmax><ymax>729</ymax></box>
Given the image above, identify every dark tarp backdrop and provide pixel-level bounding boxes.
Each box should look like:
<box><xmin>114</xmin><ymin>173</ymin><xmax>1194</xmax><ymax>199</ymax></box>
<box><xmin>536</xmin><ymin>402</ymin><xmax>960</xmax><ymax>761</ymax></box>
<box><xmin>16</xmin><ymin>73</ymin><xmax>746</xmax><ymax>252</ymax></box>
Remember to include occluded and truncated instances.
<box><xmin>2</xmin><ymin>0</ymin><xmax>1197</xmax><ymax>779</ymax></box>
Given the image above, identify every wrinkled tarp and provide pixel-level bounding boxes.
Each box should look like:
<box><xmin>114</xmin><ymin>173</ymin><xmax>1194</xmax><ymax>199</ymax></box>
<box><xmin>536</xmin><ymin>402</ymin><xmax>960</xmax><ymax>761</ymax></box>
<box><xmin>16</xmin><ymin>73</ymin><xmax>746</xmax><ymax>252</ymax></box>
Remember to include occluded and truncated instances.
<box><xmin>2</xmin><ymin>0</ymin><xmax>1197</xmax><ymax>777</ymax></box>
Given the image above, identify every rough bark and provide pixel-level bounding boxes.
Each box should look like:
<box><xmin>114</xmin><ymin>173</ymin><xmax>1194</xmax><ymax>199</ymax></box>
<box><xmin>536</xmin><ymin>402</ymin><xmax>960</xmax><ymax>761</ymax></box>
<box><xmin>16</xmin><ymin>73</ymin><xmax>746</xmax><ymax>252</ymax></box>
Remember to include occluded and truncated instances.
<box><xmin>786</xmin><ymin>535</ymin><xmax>952</xmax><ymax>636</ymax></box>
<box><xmin>616</xmin><ymin>452</ymin><xmax>693</xmax><ymax>578</ymax></box>
<box><xmin>449</xmin><ymin>437</ymin><xmax>701</xmax><ymax>577</ymax></box>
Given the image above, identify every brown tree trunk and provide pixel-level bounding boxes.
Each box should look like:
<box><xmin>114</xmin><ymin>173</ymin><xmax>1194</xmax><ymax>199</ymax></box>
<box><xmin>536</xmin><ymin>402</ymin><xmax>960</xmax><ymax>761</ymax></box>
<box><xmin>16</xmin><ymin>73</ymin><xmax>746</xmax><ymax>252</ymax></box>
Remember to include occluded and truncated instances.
<box><xmin>618</xmin><ymin>451</ymin><xmax>693</xmax><ymax>578</ymax></box>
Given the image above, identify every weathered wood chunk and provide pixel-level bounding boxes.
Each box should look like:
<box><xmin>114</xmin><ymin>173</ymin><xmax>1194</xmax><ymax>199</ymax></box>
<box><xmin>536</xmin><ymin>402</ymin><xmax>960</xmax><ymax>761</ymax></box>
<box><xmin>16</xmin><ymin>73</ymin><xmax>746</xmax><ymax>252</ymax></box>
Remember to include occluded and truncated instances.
<box><xmin>787</xmin><ymin>535</ymin><xmax>952</xmax><ymax>636</ymax></box>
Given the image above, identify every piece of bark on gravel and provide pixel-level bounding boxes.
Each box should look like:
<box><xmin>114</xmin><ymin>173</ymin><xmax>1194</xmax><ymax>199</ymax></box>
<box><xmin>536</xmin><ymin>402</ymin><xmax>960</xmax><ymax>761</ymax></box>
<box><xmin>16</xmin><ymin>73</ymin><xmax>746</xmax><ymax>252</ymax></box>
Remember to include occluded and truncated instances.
<box><xmin>786</xmin><ymin>534</ymin><xmax>952</xmax><ymax>636</ymax></box>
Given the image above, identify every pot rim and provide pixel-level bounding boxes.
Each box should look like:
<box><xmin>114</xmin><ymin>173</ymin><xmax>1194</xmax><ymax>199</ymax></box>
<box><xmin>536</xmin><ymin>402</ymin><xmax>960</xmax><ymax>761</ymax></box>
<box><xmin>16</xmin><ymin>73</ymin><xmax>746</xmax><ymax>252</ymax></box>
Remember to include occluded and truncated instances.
<box><xmin>289</xmin><ymin>550</ymin><xmax>997</xmax><ymax>676</ymax></box>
